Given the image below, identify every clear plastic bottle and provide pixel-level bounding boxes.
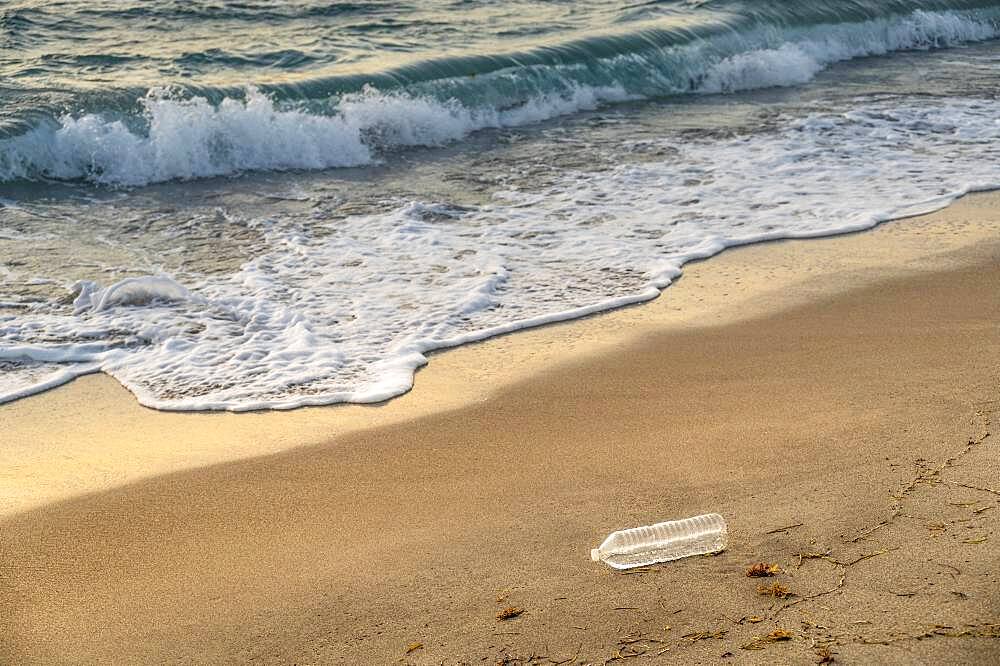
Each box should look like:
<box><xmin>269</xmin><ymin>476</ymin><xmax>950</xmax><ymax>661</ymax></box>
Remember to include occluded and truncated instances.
<box><xmin>590</xmin><ymin>513</ymin><xmax>727</xmax><ymax>569</ymax></box>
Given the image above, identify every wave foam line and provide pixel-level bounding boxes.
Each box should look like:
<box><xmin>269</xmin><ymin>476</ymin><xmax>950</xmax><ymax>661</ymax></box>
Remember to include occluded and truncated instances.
<box><xmin>4</xmin><ymin>97</ymin><xmax>1000</xmax><ymax>410</ymax></box>
<box><xmin>0</xmin><ymin>8</ymin><xmax>998</xmax><ymax>186</ymax></box>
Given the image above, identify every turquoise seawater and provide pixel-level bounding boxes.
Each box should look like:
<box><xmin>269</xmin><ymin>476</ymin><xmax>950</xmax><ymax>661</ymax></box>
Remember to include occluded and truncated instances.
<box><xmin>1</xmin><ymin>1</ymin><xmax>999</xmax><ymax>409</ymax></box>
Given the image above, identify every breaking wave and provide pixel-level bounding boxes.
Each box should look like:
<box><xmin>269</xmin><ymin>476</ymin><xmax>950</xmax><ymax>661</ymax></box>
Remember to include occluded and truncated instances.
<box><xmin>0</xmin><ymin>6</ymin><xmax>998</xmax><ymax>186</ymax></box>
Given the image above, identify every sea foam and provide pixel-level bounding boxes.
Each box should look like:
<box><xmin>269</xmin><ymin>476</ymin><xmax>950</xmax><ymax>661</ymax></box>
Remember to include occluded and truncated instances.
<box><xmin>3</xmin><ymin>98</ymin><xmax>1000</xmax><ymax>410</ymax></box>
<box><xmin>73</xmin><ymin>275</ymin><xmax>199</xmax><ymax>313</ymax></box>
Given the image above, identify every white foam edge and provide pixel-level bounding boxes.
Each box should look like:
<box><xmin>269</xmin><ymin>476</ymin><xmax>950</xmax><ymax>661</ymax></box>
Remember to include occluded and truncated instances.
<box><xmin>5</xmin><ymin>179</ymin><xmax>990</xmax><ymax>412</ymax></box>
<box><xmin>0</xmin><ymin>362</ymin><xmax>102</xmax><ymax>406</ymax></box>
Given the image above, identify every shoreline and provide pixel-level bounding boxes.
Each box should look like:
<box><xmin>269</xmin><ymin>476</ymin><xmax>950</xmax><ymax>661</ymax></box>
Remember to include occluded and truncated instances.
<box><xmin>4</xmin><ymin>192</ymin><xmax>1000</xmax><ymax>519</ymax></box>
<box><xmin>3</xmin><ymin>194</ymin><xmax>1000</xmax><ymax>662</ymax></box>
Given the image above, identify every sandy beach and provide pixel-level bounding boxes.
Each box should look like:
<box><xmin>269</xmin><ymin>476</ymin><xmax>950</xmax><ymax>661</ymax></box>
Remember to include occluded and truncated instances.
<box><xmin>3</xmin><ymin>193</ymin><xmax>1000</xmax><ymax>664</ymax></box>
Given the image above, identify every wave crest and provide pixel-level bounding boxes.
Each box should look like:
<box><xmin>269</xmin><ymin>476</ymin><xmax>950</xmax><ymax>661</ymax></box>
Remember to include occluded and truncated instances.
<box><xmin>0</xmin><ymin>8</ymin><xmax>997</xmax><ymax>186</ymax></box>
<box><xmin>0</xmin><ymin>89</ymin><xmax>371</xmax><ymax>186</ymax></box>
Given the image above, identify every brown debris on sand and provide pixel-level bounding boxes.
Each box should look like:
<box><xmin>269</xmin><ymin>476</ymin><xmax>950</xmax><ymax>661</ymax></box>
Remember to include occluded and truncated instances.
<box><xmin>741</xmin><ymin>628</ymin><xmax>794</xmax><ymax>650</ymax></box>
<box><xmin>757</xmin><ymin>582</ymin><xmax>793</xmax><ymax>599</ymax></box>
<box><xmin>746</xmin><ymin>562</ymin><xmax>781</xmax><ymax>577</ymax></box>
<box><xmin>496</xmin><ymin>606</ymin><xmax>524</xmax><ymax>621</ymax></box>
<box><xmin>814</xmin><ymin>645</ymin><xmax>836</xmax><ymax>663</ymax></box>
<box><xmin>681</xmin><ymin>629</ymin><xmax>727</xmax><ymax>641</ymax></box>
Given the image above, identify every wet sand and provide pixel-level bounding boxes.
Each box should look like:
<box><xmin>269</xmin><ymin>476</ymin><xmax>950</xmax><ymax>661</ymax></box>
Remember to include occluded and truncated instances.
<box><xmin>2</xmin><ymin>194</ymin><xmax>1000</xmax><ymax>664</ymax></box>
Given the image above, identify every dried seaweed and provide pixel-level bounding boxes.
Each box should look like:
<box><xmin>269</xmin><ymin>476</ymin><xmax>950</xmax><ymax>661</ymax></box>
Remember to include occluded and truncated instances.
<box><xmin>852</xmin><ymin>622</ymin><xmax>1000</xmax><ymax>645</ymax></box>
<box><xmin>757</xmin><ymin>582</ymin><xmax>794</xmax><ymax>599</ymax></box>
<box><xmin>742</xmin><ymin>628</ymin><xmax>794</xmax><ymax>650</ymax></box>
<box><xmin>681</xmin><ymin>629</ymin><xmax>727</xmax><ymax>641</ymax></box>
<box><xmin>815</xmin><ymin>646</ymin><xmax>836</xmax><ymax>663</ymax></box>
<box><xmin>746</xmin><ymin>562</ymin><xmax>781</xmax><ymax>577</ymax></box>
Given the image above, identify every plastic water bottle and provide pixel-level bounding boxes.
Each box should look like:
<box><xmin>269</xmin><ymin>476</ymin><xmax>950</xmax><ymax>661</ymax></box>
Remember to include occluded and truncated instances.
<box><xmin>590</xmin><ymin>513</ymin><xmax>727</xmax><ymax>569</ymax></box>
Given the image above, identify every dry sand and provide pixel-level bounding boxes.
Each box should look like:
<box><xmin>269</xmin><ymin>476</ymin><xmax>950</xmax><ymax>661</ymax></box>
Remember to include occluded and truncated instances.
<box><xmin>2</xmin><ymin>194</ymin><xmax>1000</xmax><ymax>664</ymax></box>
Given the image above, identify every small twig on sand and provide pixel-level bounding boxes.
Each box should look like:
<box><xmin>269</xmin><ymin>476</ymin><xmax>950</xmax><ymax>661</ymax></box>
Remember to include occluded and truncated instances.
<box><xmin>932</xmin><ymin>560</ymin><xmax>962</xmax><ymax>575</ymax></box>
<box><xmin>766</xmin><ymin>523</ymin><xmax>804</xmax><ymax>534</ymax></box>
<box><xmin>944</xmin><ymin>481</ymin><xmax>1000</xmax><ymax>497</ymax></box>
<box><xmin>776</xmin><ymin>572</ymin><xmax>846</xmax><ymax>615</ymax></box>
<box><xmin>549</xmin><ymin>643</ymin><xmax>582</xmax><ymax>665</ymax></box>
<box><xmin>844</xmin><ymin>521</ymin><xmax>889</xmax><ymax>543</ymax></box>
<box><xmin>798</xmin><ymin>548</ymin><xmax>895</xmax><ymax>568</ymax></box>
<box><xmin>619</xmin><ymin>637</ymin><xmax>666</xmax><ymax>646</ymax></box>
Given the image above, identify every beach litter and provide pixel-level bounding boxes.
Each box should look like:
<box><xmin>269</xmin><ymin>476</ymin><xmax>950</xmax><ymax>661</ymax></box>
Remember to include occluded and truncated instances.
<box><xmin>591</xmin><ymin>513</ymin><xmax>727</xmax><ymax>569</ymax></box>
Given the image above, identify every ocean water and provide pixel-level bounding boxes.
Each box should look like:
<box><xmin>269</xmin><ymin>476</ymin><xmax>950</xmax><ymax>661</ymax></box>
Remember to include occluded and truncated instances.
<box><xmin>1</xmin><ymin>0</ymin><xmax>999</xmax><ymax>410</ymax></box>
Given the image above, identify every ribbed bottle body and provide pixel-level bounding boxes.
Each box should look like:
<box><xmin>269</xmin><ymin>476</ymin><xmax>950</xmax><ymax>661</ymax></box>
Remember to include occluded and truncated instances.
<box><xmin>592</xmin><ymin>513</ymin><xmax>727</xmax><ymax>569</ymax></box>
